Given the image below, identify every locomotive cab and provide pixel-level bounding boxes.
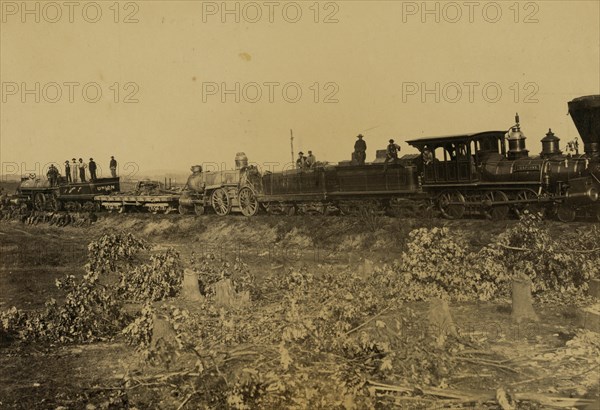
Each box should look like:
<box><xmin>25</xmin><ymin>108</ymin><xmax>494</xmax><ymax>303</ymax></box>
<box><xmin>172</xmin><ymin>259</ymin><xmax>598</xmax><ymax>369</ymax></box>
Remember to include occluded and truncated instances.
<box><xmin>407</xmin><ymin>131</ymin><xmax>506</xmax><ymax>185</ymax></box>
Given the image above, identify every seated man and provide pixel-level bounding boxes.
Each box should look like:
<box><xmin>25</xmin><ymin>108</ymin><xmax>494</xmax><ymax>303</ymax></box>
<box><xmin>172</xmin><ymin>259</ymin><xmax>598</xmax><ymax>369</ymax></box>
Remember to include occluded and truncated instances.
<box><xmin>296</xmin><ymin>152</ymin><xmax>307</xmax><ymax>169</ymax></box>
<box><xmin>305</xmin><ymin>151</ymin><xmax>316</xmax><ymax>169</ymax></box>
<box><xmin>383</xmin><ymin>139</ymin><xmax>401</xmax><ymax>171</ymax></box>
<box><xmin>422</xmin><ymin>146</ymin><xmax>433</xmax><ymax>165</ymax></box>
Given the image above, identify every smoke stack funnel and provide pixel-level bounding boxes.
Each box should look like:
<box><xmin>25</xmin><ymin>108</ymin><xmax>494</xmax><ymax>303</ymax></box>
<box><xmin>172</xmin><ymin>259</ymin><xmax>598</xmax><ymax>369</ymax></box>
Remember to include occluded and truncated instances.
<box><xmin>568</xmin><ymin>95</ymin><xmax>600</xmax><ymax>159</ymax></box>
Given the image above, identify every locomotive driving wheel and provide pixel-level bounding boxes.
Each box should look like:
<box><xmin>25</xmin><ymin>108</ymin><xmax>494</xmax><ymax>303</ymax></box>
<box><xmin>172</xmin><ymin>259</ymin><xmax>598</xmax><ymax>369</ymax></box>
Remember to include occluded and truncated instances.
<box><xmin>33</xmin><ymin>193</ymin><xmax>46</xmax><ymax>211</ymax></box>
<box><xmin>239</xmin><ymin>187</ymin><xmax>259</xmax><ymax>217</ymax></box>
<box><xmin>556</xmin><ymin>204</ymin><xmax>576</xmax><ymax>223</ymax></box>
<box><xmin>211</xmin><ymin>188</ymin><xmax>231</xmax><ymax>216</ymax></box>
<box><xmin>515</xmin><ymin>189</ymin><xmax>542</xmax><ymax>216</ymax></box>
<box><xmin>438</xmin><ymin>190</ymin><xmax>465</xmax><ymax>219</ymax></box>
<box><xmin>483</xmin><ymin>191</ymin><xmax>509</xmax><ymax>220</ymax></box>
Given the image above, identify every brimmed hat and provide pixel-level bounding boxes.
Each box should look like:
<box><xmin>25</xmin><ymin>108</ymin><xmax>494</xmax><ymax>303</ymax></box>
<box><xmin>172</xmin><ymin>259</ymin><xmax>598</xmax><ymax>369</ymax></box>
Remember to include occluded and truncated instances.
<box><xmin>89</xmin><ymin>158</ymin><xmax>93</xmax><ymax>161</ymax></box>
<box><xmin>357</xmin><ymin>134</ymin><xmax>364</xmax><ymax>138</ymax></box>
<box><xmin>72</xmin><ymin>158</ymin><xmax>76</xmax><ymax>161</ymax></box>
<box><xmin>308</xmin><ymin>150</ymin><xmax>312</xmax><ymax>154</ymax></box>
<box><xmin>389</xmin><ymin>139</ymin><xmax>394</xmax><ymax>143</ymax></box>
<box><xmin>78</xmin><ymin>158</ymin><xmax>83</xmax><ymax>161</ymax></box>
<box><xmin>298</xmin><ymin>151</ymin><xmax>304</xmax><ymax>155</ymax></box>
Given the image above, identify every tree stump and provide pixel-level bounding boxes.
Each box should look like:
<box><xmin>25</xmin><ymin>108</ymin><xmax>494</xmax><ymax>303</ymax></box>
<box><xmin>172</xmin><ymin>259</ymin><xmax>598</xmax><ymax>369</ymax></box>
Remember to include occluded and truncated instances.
<box><xmin>427</xmin><ymin>297</ymin><xmax>458</xmax><ymax>346</ymax></box>
<box><xmin>360</xmin><ymin>259</ymin><xmax>375</xmax><ymax>279</ymax></box>
<box><xmin>214</xmin><ymin>279</ymin><xmax>250</xmax><ymax>308</ymax></box>
<box><xmin>511</xmin><ymin>273</ymin><xmax>539</xmax><ymax>323</ymax></box>
<box><xmin>151</xmin><ymin>313</ymin><xmax>177</xmax><ymax>349</ymax></box>
<box><xmin>181</xmin><ymin>268</ymin><xmax>204</xmax><ymax>302</ymax></box>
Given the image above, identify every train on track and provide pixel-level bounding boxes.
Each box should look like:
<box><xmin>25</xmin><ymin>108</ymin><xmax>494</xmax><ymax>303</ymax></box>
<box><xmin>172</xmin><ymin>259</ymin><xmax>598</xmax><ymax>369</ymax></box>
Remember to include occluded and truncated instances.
<box><xmin>6</xmin><ymin>95</ymin><xmax>600</xmax><ymax>222</ymax></box>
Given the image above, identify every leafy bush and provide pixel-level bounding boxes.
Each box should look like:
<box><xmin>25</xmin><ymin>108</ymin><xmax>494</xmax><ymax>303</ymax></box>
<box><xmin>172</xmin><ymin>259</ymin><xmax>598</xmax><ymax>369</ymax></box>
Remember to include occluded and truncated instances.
<box><xmin>477</xmin><ymin>213</ymin><xmax>599</xmax><ymax>294</ymax></box>
<box><xmin>1</xmin><ymin>232</ymin><xmax>183</xmax><ymax>343</ymax></box>
<box><xmin>389</xmin><ymin>226</ymin><xmax>497</xmax><ymax>300</ymax></box>
<box><xmin>376</xmin><ymin>214</ymin><xmax>599</xmax><ymax>302</ymax></box>
<box><xmin>118</xmin><ymin>249</ymin><xmax>183</xmax><ymax>302</ymax></box>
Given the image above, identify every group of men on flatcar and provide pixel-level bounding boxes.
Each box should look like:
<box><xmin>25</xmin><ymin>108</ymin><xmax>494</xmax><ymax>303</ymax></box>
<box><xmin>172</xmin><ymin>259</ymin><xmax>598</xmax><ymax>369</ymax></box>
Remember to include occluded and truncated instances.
<box><xmin>45</xmin><ymin>156</ymin><xmax>118</xmax><ymax>186</ymax></box>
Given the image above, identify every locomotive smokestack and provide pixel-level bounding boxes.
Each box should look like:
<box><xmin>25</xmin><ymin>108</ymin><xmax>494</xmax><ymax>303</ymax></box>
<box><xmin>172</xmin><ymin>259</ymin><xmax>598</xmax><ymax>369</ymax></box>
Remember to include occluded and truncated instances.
<box><xmin>506</xmin><ymin>112</ymin><xmax>529</xmax><ymax>160</ymax></box>
<box><xmin>568</xmin><ymin>95</ymin><xmax>600</xmax><ymax>160</ymax></box>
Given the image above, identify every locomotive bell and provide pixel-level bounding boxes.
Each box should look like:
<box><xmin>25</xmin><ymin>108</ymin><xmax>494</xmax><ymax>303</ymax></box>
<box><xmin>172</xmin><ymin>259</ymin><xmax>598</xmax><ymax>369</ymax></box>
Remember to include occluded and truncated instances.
<box><xmin>506</xmin><ymin>113</ymin><xmax>529</xmax><ymax>160</ymax></box>
<box><xmin>540</xmin><ymin>128</ymin><xmax>562</xmax><ymax>158</ymax></box>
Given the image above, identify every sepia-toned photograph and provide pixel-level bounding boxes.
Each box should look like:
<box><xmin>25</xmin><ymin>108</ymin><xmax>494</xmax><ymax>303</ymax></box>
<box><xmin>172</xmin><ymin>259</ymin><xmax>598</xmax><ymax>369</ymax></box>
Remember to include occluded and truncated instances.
<box><xmin>0</xmin><ymin>1</ymin><xmax>599</xmax><ymax>408</ymax></box>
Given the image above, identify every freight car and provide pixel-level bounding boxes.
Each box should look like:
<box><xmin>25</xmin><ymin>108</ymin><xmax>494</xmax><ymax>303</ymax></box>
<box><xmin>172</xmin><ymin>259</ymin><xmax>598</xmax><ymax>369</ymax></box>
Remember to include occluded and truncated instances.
<box><xmin>15</xmin><ymin>174</ymin><xmax>120</xmax><ymax>212</ymax></box>
<box><xmin>237</xmin><ymin>95</ymin><xmax>600</xmax><ymax>221</ymax></box>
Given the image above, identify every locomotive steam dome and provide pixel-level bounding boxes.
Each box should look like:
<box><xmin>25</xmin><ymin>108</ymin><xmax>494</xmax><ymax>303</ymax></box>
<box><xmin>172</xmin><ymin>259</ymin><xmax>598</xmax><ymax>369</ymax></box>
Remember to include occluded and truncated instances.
<box><xmin>540</xmin><ymin>128</ymin><xmax>562</xmax><ymax>157</ymax></box>
<box><xmin>186</xmin><ymin>165</ymin><xmax>204</xmax><ymax>192</ymax></box>
<box><xmin>568</xmin><ymin>95</ymin><xmax>600</xmax><ymax>160</ymax></box>
<box><xmin>506</xmin><ymin>113</ymin><xmax>529</xmax><ymax>160</ymax></box>
<box><xmin>235</xmin><ymin>152</ymin><xmax>248</xmax><ymax>169</ymax></box>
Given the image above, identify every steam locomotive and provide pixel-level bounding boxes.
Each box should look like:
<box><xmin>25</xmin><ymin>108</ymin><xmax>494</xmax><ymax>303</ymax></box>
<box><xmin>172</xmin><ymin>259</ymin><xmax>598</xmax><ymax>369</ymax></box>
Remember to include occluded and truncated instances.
<box><xmin>14</xmin><ymin>176</ymin><xmax>120</xmax><ymax>212</ymax></box>
<box><xmin>235</xmin><ymin>95</ymin><xmax>600</xmax><ymax>222</ymax></box>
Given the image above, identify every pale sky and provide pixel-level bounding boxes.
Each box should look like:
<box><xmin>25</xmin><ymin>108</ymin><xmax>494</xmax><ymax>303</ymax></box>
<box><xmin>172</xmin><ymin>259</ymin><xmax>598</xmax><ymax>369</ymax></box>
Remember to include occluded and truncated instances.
<box><xmin>1</xmin><ymin>0</ymin><xmax>599</xmax><ymax>178</ymax></box>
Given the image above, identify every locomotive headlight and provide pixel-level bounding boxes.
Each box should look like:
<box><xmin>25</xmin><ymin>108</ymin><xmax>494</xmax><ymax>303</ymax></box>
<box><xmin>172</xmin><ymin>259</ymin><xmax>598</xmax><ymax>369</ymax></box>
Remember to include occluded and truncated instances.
<box><xmin>588</xmin><ymin>187</ymin><xmax>599</xmax><ymax>202</ymax></box>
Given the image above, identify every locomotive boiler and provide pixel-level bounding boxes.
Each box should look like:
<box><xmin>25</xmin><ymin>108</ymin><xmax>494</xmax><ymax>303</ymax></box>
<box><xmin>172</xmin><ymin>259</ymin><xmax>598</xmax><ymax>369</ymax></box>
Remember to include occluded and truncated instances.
<box><xmin>178</xmin><ymin>153</ymin><xmax>259</xmax><ymax>216</ymax></box>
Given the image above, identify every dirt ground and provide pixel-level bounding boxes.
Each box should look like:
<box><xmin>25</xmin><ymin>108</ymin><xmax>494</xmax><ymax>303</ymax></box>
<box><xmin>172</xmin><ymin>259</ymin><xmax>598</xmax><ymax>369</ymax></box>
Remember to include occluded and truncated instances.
<box><xmin>0</xmin><ymin>214</ymin><xmax>599</xmax><ymax>409</ymax></box>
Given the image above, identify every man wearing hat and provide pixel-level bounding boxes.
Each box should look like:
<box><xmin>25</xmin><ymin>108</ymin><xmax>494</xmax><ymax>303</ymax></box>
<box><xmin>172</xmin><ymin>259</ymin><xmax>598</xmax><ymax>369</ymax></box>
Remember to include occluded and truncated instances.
<box><xmin>71</xmin><ymin>158</ymin><xmax>78</xmax><ymax>183</ymax></box>
<box><xmin>306</xmin><ymin>150</ymin><xmax>316</xmax><ymax>169</ymax></box>
<box><xmin>296</xmin><ymin>152</ymin><xmax>307</xmax><ymax>169</ymax></box>
<box><xmin>78</xmin><ymin>158</ymin><xmax>87</xmax><ymax>182</ymax></box>
<box><xmin>109</xmin><ymin>156</ymin><xmax>117</xmax><ymax>178</ymax></box>
<box><xmin>384</xmin><ymin>139</ymin><xmax>401</xmax><ymax>171</ymax></box>
<box><xmin>89</xmin><ymin>158</ymin><xmax>97</xmax><ymax>181</ymax></box>
<box><xmin>64</xmin><ymin>160</ymin><xmax>72</xmax><ymax>183</ymax></box>
<box><xmin>354</xmin><ymin>134</ymin><xmax>367</xmax><ymax>165</ymax></box>
<box><xmin>422</xmin><ymin>145</ymin><xmax>433</xmax><ymax>165</ymax></box>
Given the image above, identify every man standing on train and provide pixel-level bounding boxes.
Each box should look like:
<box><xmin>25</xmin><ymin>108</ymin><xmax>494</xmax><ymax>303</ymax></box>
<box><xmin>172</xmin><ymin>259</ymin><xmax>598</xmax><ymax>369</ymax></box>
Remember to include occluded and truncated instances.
<box><xmin>354</xmin><ymin>134</ymin><xmax>367</xmax><ymax>165</ymax></box>
<box><xmin>109</xmin><ymin>156</ymin><xmax>117</xmax><ymax>177</ymax></box>
<box><xmin>46</xmin><ymin>165</ymin><xmax>59</xmax><ymax>187</ymax></box>
<box><xmin>64</xmin><ymin>160</ymin><xmax>72</xmax><ymax>183</ymax></box>
<box><xmin>72</xmin><ymin>158</ymin><xmax>78</xmax><ymax>183</ymax></box>
<box><xmin>89</xmin><ymin>158</ymin><xmax>97</xmax><ymax>181</ymax></box>
<box><xmin>78</xmin><ymin>158</ymin><xmax>87</xmax><ymax>182</ymax></box>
